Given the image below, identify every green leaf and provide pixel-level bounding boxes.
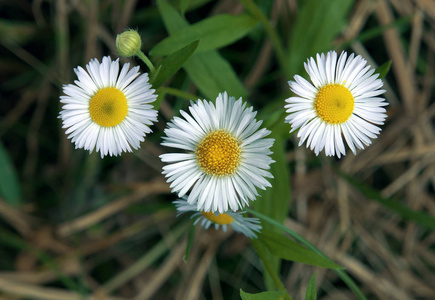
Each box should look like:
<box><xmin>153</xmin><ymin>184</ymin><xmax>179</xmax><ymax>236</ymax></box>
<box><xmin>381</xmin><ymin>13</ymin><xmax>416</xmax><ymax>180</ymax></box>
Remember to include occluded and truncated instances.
<box><xmin>375</xmin><ymin>60</ymin><xmax>392</xmax><ymax>79</ymax></box>
<box><xmin>240</xmin><ymin>289</ymin><xmax>287</xmax><ymax>300</ymax></box>
<box><xmin>0</xmin><ymin>142</ymin><xmax>22</xmax><ymax>205</ymax></box>
<box><xmin>183</xmin><ymin>51</ymin><xmax>247</xmax><ymax>99</ymax></box>
<box><xmin>253</xmin><ymin>136</ymin><xmax>290</xmax><ymax>230</ymax></box>
<box><xmin>259</xmin><ymin>230</ymin><xmax>343</xmax><ymax>269</ymax></box>
<box><xmin>150</xmin><ymin>64</ymin><xmax>162</xmax><ymax>85</ymax></box>
<box><xmin>247</xmin><ymin>209</ymin><xmax>367</xmax><ymax>300</ymax></box>
<box><xmin>157</xmin><ymin>0</ymin><xmax>247</xmax><ymax>99</ymax></box>
<box><xmin>288</xmin><ymin>0</ymin><xmax>352</xmax><ymax>74</ymax></box>
<box><xmin>305</xmin><ymin>273</ymin><xmax>317</xmax><ymax>300</ymax></box>
<box><xmin>151</xmin><ymin>40</ymin><xmax>199</xmax><ymax>89</ymax></box>
<box><xmin>158</xmin><ymin>0</ymin><xmax>189</xmax><ymax>32</ymax></box>
<box><xmin>180</xmin><ymin>0</ymin><xmax>191</xmax><ymax>15</ymax></box>
<box><xmin>184</xmin><ymin>222</ymin><xmax>196</xmax><ymax>262</ymax></box>
<box><xmin>150</xmin><ymin>14</ymin><xmax>258</xmax><ymax>56</ymax></box>
<box><xmin>337</xmin><ymin>169</ymin><xmax>435</xmax><ymax>230</ymax></box>
<box><xmin>251</xmin><ymin>134</ymin><xmax>290</xmax><ymax>289</ymax></box>
<box><xmin>251</xmin><ymin>239</ymin><xmax>289</xmax><ymax>293</ymax></box>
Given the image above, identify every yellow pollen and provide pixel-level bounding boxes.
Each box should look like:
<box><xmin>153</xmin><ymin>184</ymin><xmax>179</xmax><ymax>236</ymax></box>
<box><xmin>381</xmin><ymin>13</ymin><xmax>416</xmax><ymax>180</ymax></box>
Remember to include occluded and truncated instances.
<box><xmin>314</xmin><ymin>84</ymin><xmax>354</xmax><ymax>124</ymax></box>
<box><xmin>202</xmin><ymin>211</ymin><xmax>234</xmax><ymax>225</ymax></box>
<box><xmin>89</xmin><ymin>87</ymin><xmax>128</xmax><ymax>127</ymax></box>
<box><xmin>195</xmin><ymin>130</ymin><xmax>241</xmax><ymax>176</ymax></box>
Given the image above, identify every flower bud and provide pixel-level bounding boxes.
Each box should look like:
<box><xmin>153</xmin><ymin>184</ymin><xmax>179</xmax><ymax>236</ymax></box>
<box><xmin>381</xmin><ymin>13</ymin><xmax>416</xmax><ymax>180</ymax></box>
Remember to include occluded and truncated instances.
<box><xmin>116</xmin><ymin>29</ymin><xmax>142</xmax><ymax>57</ymax></box>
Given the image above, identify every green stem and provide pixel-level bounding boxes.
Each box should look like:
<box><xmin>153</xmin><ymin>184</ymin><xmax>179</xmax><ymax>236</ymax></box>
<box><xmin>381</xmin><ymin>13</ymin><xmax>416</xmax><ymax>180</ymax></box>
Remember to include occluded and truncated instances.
<box><xmin>251</xmin><ymin>239</ymin><xmax>293</xmax><ymax>300</ymax></box>
<box><xmin>238</xmin><ymin>0</ymin><xmax>290</xmax><ymax>77</ymax></box>
<box><xmin>136</xmin><ymin>50</ymin><xmax>156</xmax><ymax>74</ymax></box>
<box><xmin>246</xmin><ymin>209</ymin><xmax>367</xmax><ymax>300</ymax></box>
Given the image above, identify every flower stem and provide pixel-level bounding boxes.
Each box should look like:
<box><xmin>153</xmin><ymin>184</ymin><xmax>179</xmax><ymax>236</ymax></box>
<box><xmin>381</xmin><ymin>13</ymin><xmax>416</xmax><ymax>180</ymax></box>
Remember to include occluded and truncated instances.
<box><xmin>136</xmin><ymin>50</ymin><xmax>155</xmax><ymax>74</ymax></box>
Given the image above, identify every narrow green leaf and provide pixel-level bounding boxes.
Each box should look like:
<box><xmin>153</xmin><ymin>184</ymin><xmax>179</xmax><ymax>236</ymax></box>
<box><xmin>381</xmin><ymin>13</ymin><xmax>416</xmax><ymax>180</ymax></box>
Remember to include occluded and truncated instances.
<box><xmin>0</xmin><ymin>142</ymin><xmax>22</xmax><ymax>205</ymax></box>
<box><xmin>375</xmin><ymin>60</ymin><xmax>392</xmax><ymax>79</ymax></box>
<box><xmin>240</xmin><ymin>289</ymin><xmax>287</xmax><ymax>300</ymax></box>
<box><xmin>259</xmin><ymin>230</ymin><xmax>343</xmax><ymax>269</ymax></box>
<box><xmin>150</xmin><ymin>14</ymin><xmax>258</xmax><ymax>56</ymax></box>
<box><xmin>152</xmin><ymin>40</ymin><xmax>199</xmax><ymax>89</ymax></box>
<box><xmin>305</xmin><ymin>273</ymin><xmax>317</xmax><ymax>300</ymax></box>
<box><xmin>337</xmin><ymin>169</ymin><xmax>435</xmax><ymax>230</ymax></box>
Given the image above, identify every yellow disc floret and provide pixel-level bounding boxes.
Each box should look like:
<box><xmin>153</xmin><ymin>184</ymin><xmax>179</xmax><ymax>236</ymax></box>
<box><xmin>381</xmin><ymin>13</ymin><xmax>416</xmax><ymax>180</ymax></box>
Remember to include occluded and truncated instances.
<box><xmin>314</xmin><ymin>84</ymin><xmax>354</xmax><ymax>124</ymax></box>
<box><xmin>195</xmin><ymin>130</ymin><xmax>241</xmax><ymax>176</ymax></box>
<box><xmin>202</xmin><ymin>211</ymin><xmax>234</xmax><ymax>225</ymax></box>
<box><xmin>89</xmin><ymin>87</ymin><xmax>128</xmax><ymax>127</ymax></box>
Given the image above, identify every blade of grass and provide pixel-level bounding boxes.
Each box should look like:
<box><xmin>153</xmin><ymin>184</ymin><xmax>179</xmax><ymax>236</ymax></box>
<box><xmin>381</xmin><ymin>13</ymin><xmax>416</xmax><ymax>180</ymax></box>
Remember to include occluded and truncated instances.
<box><xmin>336</xmin><ymin>169</ymin><xmax>435</xmax><ymax>230</ymax></box>
<box><xmin>100</xmin><ymin>221</ymin><xmax>189</xmax><ymax>294</ymax></box>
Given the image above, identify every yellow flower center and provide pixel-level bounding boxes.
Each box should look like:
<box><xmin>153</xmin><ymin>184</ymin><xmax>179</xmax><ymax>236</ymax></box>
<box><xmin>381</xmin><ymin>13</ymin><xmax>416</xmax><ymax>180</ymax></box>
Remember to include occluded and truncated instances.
<box><xmin>314</xmin><ymin>84</ymin><xmax>354</xmax><ymax>124</ymax></box>
<box><xmin>89</xmin><ymin>87</ymin><xmax>128</xmax><ymax>127</ymax></box>
<box><xmin>195</xmin><ymin>130</ymin><xmax>241</xmax><ymax>176</ymax></box>
<box><xmin>202</xmin><ymin>211</ymin><xmax>234</xmax><ymax>225</ymax></box>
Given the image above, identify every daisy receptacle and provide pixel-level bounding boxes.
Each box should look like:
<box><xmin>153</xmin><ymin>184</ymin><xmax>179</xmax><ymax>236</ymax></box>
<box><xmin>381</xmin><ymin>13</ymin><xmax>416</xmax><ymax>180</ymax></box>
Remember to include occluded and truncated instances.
<box><xmin>285</xmin><ymin>50</ymin><xmax>388</xmax><ymax>158</ymax></box>
<box><xmin>59</xmin><ymin>56</ymin><xmax>158</xmax><ymax>158</ymax></box>
<box><xmin>174</xmin><ymin>197</ymin><xmax>262</xmax><ymax>239</ymax></box>
<box><xmin>160</xmin><ymin>92</ymin><xmax>275</xmax><ymax>214</ymax></box>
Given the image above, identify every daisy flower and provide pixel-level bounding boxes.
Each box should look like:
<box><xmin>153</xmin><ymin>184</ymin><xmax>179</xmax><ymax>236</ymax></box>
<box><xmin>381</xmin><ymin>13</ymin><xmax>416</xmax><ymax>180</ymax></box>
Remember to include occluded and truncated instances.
<box><xmin>59</xmin><ymin>56</ymin><xmax>158</xmax><ymax>158</ymax></box>
<box><xmin>160</xmin><ymin>92</ymin><xmax>275</xmax><ymax>214</ymax></box>
<box><xmin>174</xmin><ymin>197</ymin><xmax>262</xmax><ymax>239</ymax></box>
<box><xmin>285</xmin><ymin>51</ymin><xmax>388</xmax><ymax>158</ymax></box>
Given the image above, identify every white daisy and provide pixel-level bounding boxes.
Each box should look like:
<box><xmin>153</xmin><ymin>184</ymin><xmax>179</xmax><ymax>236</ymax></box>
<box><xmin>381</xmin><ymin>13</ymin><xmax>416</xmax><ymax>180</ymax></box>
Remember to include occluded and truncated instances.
<box><xmin>59</xmin><ymin>56</ymin><xmax>158</xmax><ymax>158</ymax></box>
<box><xmin>160</xmin><ymin>92</ymin><xmax>275</xmax><ymax>214</ymax></box>
<box><xmin>285</xmin><ymin>51</ymin><xmax>388</xmax><ymax>158</ymax></box>
<box><xmin>174</xmin><ymin>197</ymin><xmax>262</xmax><ymax>239</ymax></box>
